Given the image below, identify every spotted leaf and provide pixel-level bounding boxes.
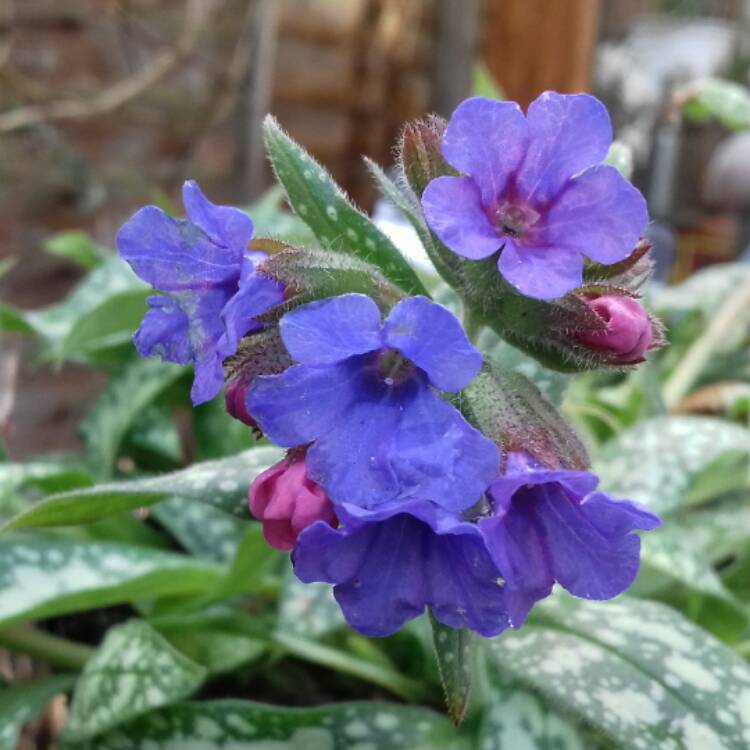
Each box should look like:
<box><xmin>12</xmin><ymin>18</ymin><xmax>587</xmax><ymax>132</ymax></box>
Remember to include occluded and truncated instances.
<box><xmin>64</xmin><ymin>699</ymin><xmax>466</xmax><ymax>750</ymax></box>
<box><xmin>489</xmin><ymin>594</ymin><xmax>750</xmax><ymax>750</ymax></box>
<box><xmin>64</xmin><ymin>620</ymin><xmax>206</xmax><ymax>741</ymax></box>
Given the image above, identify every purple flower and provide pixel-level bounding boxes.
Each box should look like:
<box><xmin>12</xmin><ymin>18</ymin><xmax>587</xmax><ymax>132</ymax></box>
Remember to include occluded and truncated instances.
<box><xmin>247</xmin><ymin>293</ymin><xmax>499</xmax><ymax>511</ymax></box>
<box><xmin>480</xmin><ymin>453</ymin><xmax>660</xmax><ymax>627</ymax></box>
<box><xmin>293</xmin><ymin>499</ymin><xmax>509</xmax><ymax>637</ymax></box>
<box><xmin>117</xmin><ymin>180</ymin><xmax>283</xmax><ymax>405</ymax></box>
<box><xmin>422</xmin><ymin>93</ymin><xmax>648</xmax><ymax>300</ymax></box>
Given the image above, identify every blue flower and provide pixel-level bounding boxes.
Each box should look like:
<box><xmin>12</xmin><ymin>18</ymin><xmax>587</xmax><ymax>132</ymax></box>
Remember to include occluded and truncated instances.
<box><xmin>247</xmin><ymin>293</ymin><xmax>499</xmax><ymax>511</ymax></box>
<box><xmin>480</xmin><ymin>452</ymin><xmax>661</xmax><ymax>627</ymax></box>
<box><xmin>422</xmin><ymin>93</ymin><xmax>648</xmax><ymax>300</ymax></box>
<box><xmin>117</xmin><ymin>180</ymin><xmax>283</xmax><ymax>405</ymax></box>
<box><xmin>293</xmin><ymin>499</ymin><xmax>509</xmax><ymax>637</ymax></box>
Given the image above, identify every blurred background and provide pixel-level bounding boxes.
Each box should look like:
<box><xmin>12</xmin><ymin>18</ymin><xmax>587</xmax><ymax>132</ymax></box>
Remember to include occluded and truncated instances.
<box><xmin>1</xmin><ymin>0</ymin><xmax>749</xmax><ymax>459</ymax></box>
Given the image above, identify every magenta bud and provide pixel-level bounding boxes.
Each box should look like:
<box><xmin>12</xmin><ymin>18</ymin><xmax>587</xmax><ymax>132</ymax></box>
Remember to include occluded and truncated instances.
<box><xmin>225</xmin><ymin>372</ymin><xmax>257</xmax><ymax>428</ymax></box>
<box><xmin>576</xmin><ymin>295</ymin><xmax>653</xmax><ymax>364</ymax></box>
<box><xmin>249</xmin><ymin>455</ymin><xmax>337</xmax><ymax>551</ymax></box>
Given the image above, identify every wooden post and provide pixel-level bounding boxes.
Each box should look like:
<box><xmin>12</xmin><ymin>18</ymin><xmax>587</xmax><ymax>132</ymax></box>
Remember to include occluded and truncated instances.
<box><xmin>429</xmin><ymin>0</ymin><xmax>481</xmax><ymax>116</ymax></box>
<box><xmin>483</xmin><ymin>0</ymin><xmax>600</xmax><ymax>108</ymax></box>
<box><xmin>235</xmin><ymin>0</ymin><xmax>279</xmax><ymax>201</ymax></box>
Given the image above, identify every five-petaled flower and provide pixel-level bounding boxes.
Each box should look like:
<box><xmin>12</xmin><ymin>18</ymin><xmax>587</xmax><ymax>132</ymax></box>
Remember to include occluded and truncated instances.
<box><xmin>480</xmin><ymin>452</ymin><xmax>661</xmax><ymax>628</ymax></box>
<box><xmin>247</xmin><ymin>293</ymin><xmax>500</xmax><ymax>512</ymax></box>
<box><xmin>117</xmin><ymin>180</ymin><xmax>283</xmax><ymax>405</ymax></box>
<box><xmin>421</xmin><ymin>92</ymin><xmax>648</xmax><ymax>300</ymax></box>
<box><xmin>292</xmin><ymin>498</ymin><xmax>509</xmax><ymax>637</ymax></box>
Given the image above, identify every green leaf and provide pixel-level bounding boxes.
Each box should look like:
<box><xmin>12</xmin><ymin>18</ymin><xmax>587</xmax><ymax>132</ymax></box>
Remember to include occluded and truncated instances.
<box><xmin>152</xmin><ymin>496</ymin><xmax>250</xmax><ymax>562</ymax></box>
<box><xmin>0</xmin><ymin>461</ymin><xmax>91</xmax><ymax>520</ymax></box>
<box><xmin>2</xmin><ymin>446</ymin><xmax>283</xmax><ymax>532</ymax></box>
<box><xmin>277</xmin><ymin>565</ymin><xmax>344</xmax><ymax>638</ymax></box>
<box><xmin>64</xmin><ymin>620</ymin><xmax>206</xmax><ymax>741</ymax></box>
<box><xmin>596</xmin><ymin>416</ymin><xmax>750</xmax><ymax>515</ymax></box>
<box><xmin>247</xmin><ymin>185</ymin><xmax>317</xmax><ymax>247</ymax></box>
<box><xmin>478</xmin><ymin>677</ymin><xmax>590</xmax><ymax>750</ymax></box>
<box><xmin>472</xmin><ymin>62</ymin><xmax>504</xmax><ymax>100</ymax></box>
<box><xmin>430</xmin><ymin>613</ymin><xmax>472</xmax><ymax>726</ymax></box>
<box><xmin>263</xmin><ymin>115</ymin><xmax>428</xmax><ymax>296</ymax></box>
<box><xmin>57</xmin><ymin>289</ymin><xmax>150</xmax><ymax>360</ymax></box>
<box><xmin>489</xmin><ymin>594</ymin><xmax>750</xmax><ymax>750</ymax></box>
<box><xmin>160</xmin><ymin>627</ymin><xmax>265</xmax><ymax>676</ymax></box>
<box><xmin>0</xmin><ymin>674</ymin><xmax>75</xmax><ymax>750</ymax></box>
<box><xmin>22</xmin><ymin>257</ymin><xmax>147</xmax><ymax>356</ymax></box>
<box><xmin>65</xmin><ymin>699</ymin><xmax>465</xmax><ymax>750</ymax></box>
<box><xmin>44</xmin><ymin>230</ymin><xmax>104</xmax><ymax>270</ymax></box>
<box><xmin>0</xmin><ymin>536</ymin><xmax>223</xmax><ymax>625</ymax></box>
<box><xmin>635</xmin><ymin>533</ymin><xmax>748</xmax><ymax>641</ymax></box>
<box><xmin>682</xmin><ymin>77</ymin><xmax>750</xmax><ymax>130</ymax></box>
<box><xmin>81</xmin><ymin>357</ymin><xmax>186</xmax><ymax>478</ymax></box>
<box><xmin>212</xmin><ymin>525</ymin><xmax>280</xmax><ymax>600</ymax></box>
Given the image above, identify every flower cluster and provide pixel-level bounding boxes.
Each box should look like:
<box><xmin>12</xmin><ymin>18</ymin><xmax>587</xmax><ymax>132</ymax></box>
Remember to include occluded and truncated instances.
<box><xmin>118</xmin><ymin>91</ymin><xmax>661</xmax><ymax>640</ymax></box>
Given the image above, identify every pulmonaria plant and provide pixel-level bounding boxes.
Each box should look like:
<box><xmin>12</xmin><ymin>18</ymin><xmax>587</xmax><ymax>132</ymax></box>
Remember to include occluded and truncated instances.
<box><xmin>421</xmin><ymin>93</ymin><xmax>648</xmax><ymax>299</ymax></box>
<box><xmin>118</xmin><ymin>92</ymin><xmax>663</xmax><ymax>648</ymax></box>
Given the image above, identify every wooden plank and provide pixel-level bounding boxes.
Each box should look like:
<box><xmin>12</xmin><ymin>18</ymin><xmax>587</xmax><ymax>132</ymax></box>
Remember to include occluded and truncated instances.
<box><xmin>483</xmin><ymin>0</ymin><xmax>600</xmax><ymax>108</ymax></box>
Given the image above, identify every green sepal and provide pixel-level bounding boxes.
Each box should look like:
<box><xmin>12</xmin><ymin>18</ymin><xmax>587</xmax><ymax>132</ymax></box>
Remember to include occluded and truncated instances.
<box><xmin>461</xmin><ymin>362</ymin><xmax>589</xmax><ymax>471</ymax></box>
<box><xmin>258</xmin><ymin>245</ymin><xmax>406</xmax><ymax>319</ymax></box>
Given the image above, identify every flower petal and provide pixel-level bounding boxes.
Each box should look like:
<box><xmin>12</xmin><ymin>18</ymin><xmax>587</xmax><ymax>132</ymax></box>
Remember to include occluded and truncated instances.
<box><xmin>497</xmin><ymin>240</ymin><xmax>584</xmax><ymax>300</ymax></box>
<box><xmin>390</xmin><ymin>385</ymin><xmax>500</xmax><ymax>512</ymax></box>
<box><xmin>304</xmin><ymin>386</ymin><xmax>403</xmax><ymax>508</ymax></box>
<box><xmin>479</xmin><ymin>508</ymin><xmax>554</xmax><ymax>627</ymax></box>
<box><xmin>279</xmin><ymin>294</ymin><xmax>383</xmax><ymax>366</ymax></box>
<box><xmin>441</xmin><ymin>97</ymin><xmax>527</xmax><ymax>205</ymax></box>
<box><xmin>133</xmin><ymin>295</ymin><xmax>191</xmax><ymax>365</ymax></box>
<box><xmin>219</xmin><ymin>256</ymin><xmax>284</xmax><ymax>358</ymax></box>
<box><xmin>247</xmin><ymin>359</ymin><xmax>363</xmax><ymax>448</ymax></box>
<box><xmin>382</xmin><ymin>296</ymin><xmax>482</xmax><ymax>391</ymax></box>
<box><xmin>534</xmin><ymin>487</ymin><xmax>658</xmax><ymax>601</ymax></box>
<box><xmin>422</xmin><ymin>176</ymin><xmax>501</xmax><ymax>260</ymax></box>
<box><xmin>516</xmin><ymin>92</ymin><xmax>612</xmax><ymax>203</ymax></box>
<box><xmin>117</xmin><ymin>206</ymin><xmax>240</xmax><ymax>291</ymax></box>
<box><xmin>134</xmin><ymin>288</ymin><xmax>230</xmax><ymax>405</ymax></box>
<box><xmin>182</xmin><ymin>180</ymin><xmax>254</xmax><ymax>251</ymax></box>
<box><xmin>293</xmin><ymin>500</ymin><xmax>508</xmax><ymax>637</ymax></box>
<box><xmin>539</xmin><ymin>165</ymin><xmax>648</xmax><ymax>265</ymax></box>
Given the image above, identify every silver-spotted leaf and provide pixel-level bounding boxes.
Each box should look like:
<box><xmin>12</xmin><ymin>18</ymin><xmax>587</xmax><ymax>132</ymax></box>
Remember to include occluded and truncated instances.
<box><xmin>0</xmin><ymin>537</ymin><xmax>223</xmax><ymax>625</ymax></box>
<box><xmin>2</xmin><ymin>445</ymin><xmax>283</xmax><ymax>532</ymax></box>
<box><xmin>64</xmin><ymin>620</ymin><xmax>206</xmax><ymax>741</ymax></box>
<box><xmin>490</xmin><ymin>594</ymin><xmax>750</xmax><ymax>750</ymax></box>
<box><xmin>64</xmin><ymin>699</ymin><xmax>466</xmax><ymax>750</ymax></box>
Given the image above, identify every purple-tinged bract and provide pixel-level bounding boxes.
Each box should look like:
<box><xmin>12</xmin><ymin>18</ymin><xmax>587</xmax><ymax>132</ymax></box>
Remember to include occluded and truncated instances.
<box><xmin>293</xmin><ymin>499</ymin><xmax>509</xmax><ymax>637</ymax></box>
<box><xmin>247</xmin><ymin>293</ymin><xmax>499</xmax><ymax>512</ymax></box>
<box><xmin>421</xmin><ymin>93</ymin><xmax>648</xmax><ymax>300</ymax></box>
<box><xmin>117</xmin><ymin>180</ymin><xmax>283</xmax><ymax>405</ymax></box>
<box><xmin>480</xmin><ymin>452</ymin><xmax>660</xmax><ymax>627</ymax></box>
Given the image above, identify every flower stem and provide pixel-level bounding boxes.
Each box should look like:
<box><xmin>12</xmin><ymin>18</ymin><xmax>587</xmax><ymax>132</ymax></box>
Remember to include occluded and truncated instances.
<box><xmin>0</xmin><ymin>623</ymin><xmax>93</xmax><ymax>671</ymax></box>
<box><xmin>462</xmin><ymin>309</ymin><xmax>484</xmax><ymax>345</ymax></box>
<box><xmin>273</xmin><ymin>631</ymin><xmax>435</xmax><ymax>703</ymax></box>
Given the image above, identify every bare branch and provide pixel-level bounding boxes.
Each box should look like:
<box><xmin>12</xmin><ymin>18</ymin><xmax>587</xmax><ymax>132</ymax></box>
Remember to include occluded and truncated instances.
<box><xmin>0</xmin><ymin>0</ymin><xmax>221</xmax><ymax>133</ymax></box>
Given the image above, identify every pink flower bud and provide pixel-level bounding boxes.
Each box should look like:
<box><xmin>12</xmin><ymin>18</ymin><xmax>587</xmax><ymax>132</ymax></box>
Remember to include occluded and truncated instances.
<box><xmin>225</xmin><ymin>373</ymin><xmax>257</xmax><ymax>428</ymax></box>
<box><xmin>577</xmin><ymin>295</ymin><xmax>653</xmax><ymax>364</ymax></box>
<box><xmin>249</xmin><ymin>456</ymin><xmax>337</xmax><ymax>551</ymax></box>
